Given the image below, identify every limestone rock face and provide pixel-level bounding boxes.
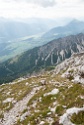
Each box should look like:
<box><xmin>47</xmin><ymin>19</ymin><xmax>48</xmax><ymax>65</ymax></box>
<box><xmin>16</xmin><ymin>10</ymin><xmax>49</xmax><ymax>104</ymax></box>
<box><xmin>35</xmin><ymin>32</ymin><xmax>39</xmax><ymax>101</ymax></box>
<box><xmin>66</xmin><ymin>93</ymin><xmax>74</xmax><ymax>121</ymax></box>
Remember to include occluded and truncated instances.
<box><xmin>54</xmin><ymin>53</ymin><xmax>84</xmax><ymax>84</ymax></box>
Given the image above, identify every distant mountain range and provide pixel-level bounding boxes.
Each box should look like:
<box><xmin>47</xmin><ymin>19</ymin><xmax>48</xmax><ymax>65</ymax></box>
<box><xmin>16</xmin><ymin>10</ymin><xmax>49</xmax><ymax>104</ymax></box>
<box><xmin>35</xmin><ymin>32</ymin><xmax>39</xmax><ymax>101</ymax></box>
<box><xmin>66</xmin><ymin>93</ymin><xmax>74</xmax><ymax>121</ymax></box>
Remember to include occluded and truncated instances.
<box><xmin>42</xmin><ymin>19</ymin><xmax>84</xmax><ymax>39</ymax></box>
<box><xmin>0</xmin><ymin>18</ymin><xmax>61</xmax><ymax>62</ymax></box>
<box><xmin>0</xmin><ymin>18</ymin><xmax>51</xmax><ymax>61</ymax></box>
<box><xmin>0</xmin><ymin>19</ymin><xmax>84</xmax><ymax>62</ymax></box>
<box><xmin>0</xmin><ymin>18</ymin><xmax>57</xmax><ymax>40</ymax></box>
<box><xmin>0</xmin><ymin>33</ymin><xmax>84</xmax><ymax>84</ymax></box>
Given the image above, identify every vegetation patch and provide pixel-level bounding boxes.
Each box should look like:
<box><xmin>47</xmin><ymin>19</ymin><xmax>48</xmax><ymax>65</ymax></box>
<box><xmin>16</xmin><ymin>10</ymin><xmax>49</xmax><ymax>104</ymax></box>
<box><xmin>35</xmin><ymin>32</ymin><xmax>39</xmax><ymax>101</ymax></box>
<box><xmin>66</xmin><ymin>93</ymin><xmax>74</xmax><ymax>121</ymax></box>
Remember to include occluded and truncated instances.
<box><xmin>55</xmin><ymin>105</ymin><xmax>64</xmax><ymax>116</ymax></box>
<box><xmin>71</xmin><ymin>111</ymin><xmax>84</xmax><ymax>124</ymax></box>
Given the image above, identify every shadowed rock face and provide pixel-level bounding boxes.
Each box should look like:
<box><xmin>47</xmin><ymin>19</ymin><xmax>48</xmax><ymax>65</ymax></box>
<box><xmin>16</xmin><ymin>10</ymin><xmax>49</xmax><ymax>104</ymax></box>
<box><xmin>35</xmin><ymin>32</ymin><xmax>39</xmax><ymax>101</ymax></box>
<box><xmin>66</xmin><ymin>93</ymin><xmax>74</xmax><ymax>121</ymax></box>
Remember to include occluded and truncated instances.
<box><xmin>0</xmin><ymin>33</ymin><xmax>84</xmax><ymax>84</ymax></box>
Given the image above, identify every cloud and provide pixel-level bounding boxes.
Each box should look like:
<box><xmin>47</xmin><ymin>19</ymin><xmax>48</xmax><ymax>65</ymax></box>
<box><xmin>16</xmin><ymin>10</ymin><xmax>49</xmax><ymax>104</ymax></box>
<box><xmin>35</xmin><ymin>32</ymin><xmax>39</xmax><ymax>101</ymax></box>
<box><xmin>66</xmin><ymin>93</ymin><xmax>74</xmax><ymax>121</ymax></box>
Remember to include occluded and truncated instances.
<box><xmin>33</xmin><ymin>0</ymin><xmax>56</xmax><ymax>7</ymax></box>
<box><xmin>0</xmin><ymin>0</ymin><xmax>84</xmax><ymax>19</ymax></box>
<box><xmin>0</xmin><ymin>0</ymin><xmax>82</xmax><ymax>8</ymax></box>
<box><xmin>2</xmin><ymin>0</ymin><xmax>57</xmax><ymax>7</ymax></box>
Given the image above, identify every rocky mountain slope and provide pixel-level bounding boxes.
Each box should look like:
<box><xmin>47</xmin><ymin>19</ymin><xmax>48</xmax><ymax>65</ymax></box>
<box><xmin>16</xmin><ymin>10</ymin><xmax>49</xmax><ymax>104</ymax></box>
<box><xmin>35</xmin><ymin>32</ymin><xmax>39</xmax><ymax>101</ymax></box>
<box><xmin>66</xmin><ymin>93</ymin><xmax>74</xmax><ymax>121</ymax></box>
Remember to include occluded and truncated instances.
<box><xmin>0</xmin><ymin>33</ymin><xmax>84</xmax><ymax>84</ymax></box>
<box><xmin>54</xmin><ymin>53</ymin><xmax>84</xmax><ymax>84</ymax></box>
<box><xmin>0</xmin><ymin>53</ymin><xmax>84</xmax><ymax>125</ymax></box>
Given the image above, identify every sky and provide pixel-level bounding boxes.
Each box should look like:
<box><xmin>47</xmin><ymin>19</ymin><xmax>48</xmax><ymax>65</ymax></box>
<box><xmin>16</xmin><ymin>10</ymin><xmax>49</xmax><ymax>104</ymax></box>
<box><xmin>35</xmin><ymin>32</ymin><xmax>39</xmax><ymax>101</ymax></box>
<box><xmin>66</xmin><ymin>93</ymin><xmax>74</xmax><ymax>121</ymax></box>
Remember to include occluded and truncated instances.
<box><xmin>0</xmin><ymin>0</ymin><xmax>84</xmax><ymax>19</ymax></box>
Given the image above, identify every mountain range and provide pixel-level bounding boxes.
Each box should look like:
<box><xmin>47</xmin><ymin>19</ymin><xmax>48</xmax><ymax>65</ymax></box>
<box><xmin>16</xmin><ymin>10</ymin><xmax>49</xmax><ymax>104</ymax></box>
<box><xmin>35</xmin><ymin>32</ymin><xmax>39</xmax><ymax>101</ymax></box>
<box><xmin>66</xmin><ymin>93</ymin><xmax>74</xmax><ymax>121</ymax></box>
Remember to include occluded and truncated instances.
<box><xmin>0</xmin><ymin>18</ymin><xmax>57</xmax><ymax>40</ymax></box>
<box><xmin>1</xmin><ymin>19</ymin><xmax>84</xmax><ymax>62</ymax></box>
<box><xmin>43</xmin><ymin>19</ymin><xmax>84</xmax><ymax>39</ymax></box>
<box><xmin>0</xmin><ymin>33</ymin><xmax>84</xmax><ymax>84</ymax></box>
<box><xmin>0</xmin><ymin>17</ymin><xmax>60</xmax><ymax>62</ymax></box>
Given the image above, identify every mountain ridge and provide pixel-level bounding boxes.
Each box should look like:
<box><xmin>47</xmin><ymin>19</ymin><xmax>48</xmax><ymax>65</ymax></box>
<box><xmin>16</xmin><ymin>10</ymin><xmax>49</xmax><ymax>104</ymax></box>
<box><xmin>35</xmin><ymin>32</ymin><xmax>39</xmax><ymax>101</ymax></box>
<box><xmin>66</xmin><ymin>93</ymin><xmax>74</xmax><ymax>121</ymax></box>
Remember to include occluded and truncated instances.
<box><xmin>0</xmin><ymin>33</ymin><xmax>84</xmax><ymax>84</ymax></box>
<box><xmin>42</xmin><ymin>19</ymin><xmax>84</xmax><ymax>39</ymax></box>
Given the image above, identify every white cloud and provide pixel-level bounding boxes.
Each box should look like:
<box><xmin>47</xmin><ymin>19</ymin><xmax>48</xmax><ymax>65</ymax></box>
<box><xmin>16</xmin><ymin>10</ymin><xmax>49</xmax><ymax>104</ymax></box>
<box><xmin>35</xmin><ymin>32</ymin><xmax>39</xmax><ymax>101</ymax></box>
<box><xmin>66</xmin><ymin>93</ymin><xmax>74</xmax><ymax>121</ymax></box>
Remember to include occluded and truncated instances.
<box><xmin>0</xmin><ymin>0</ymin><xmax>57</xmax><ymax>7</ymax></box>
<box><xmin>0</xmin><ymin>0</ymin><xmax>84</xmax><ymax>19</ymax></box>
<box><xmin>25</xmin><ymin>0</ymin><xmax>56</xmax><ymax>7</ymax></box>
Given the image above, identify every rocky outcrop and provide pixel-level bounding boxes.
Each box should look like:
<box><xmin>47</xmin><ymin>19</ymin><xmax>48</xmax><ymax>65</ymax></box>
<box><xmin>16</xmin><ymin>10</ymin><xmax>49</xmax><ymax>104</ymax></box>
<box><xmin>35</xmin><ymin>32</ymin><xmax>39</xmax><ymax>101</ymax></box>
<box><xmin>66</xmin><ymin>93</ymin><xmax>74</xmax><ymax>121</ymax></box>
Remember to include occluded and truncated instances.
<box><xmin>54</xmin><ymin>53</ymin><xmax>84</xmax><ymax>84</ymax></box>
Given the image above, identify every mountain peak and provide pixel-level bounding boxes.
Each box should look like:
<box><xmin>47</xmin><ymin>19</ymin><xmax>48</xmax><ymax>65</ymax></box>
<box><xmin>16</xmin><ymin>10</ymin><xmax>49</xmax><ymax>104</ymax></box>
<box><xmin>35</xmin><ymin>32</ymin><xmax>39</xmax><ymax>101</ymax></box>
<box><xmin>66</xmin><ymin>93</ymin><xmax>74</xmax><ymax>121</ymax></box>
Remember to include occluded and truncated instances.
<box><xmin>68</xmin><ymin>19</ymin><xmax>84</xmax><ymax>26</ymax></box>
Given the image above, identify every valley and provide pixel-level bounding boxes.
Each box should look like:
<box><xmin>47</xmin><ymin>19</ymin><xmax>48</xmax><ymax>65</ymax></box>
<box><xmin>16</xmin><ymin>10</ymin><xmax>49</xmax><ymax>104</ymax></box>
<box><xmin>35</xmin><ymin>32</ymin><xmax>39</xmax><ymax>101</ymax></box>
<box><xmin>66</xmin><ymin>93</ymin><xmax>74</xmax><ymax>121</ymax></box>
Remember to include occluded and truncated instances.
<box><xmin>0</xmin><ymin>18</ymin><xmax>58</xmax><ymax>62</ymax></box>
<box><xmin>1</xmin><ymin>19</ymin><xmax>84</xmax><ymax>62</ymax></box>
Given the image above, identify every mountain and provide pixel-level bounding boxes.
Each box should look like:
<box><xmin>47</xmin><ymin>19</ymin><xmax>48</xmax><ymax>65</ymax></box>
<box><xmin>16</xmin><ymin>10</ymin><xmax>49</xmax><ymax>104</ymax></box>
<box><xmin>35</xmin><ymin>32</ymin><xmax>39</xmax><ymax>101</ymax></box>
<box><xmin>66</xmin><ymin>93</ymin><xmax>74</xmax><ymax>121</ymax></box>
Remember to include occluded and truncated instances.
<box><xmin>1</xmin><ymin>19</ymin><xmax>84</xmax><ymax>62</ymax></box>
<box><xmin>0</xmin><ymin>17</ymin><xmax>62</xmax><ymax>41</ymax></box>
<box><xmin>0</xmin><ymin>33</ymin><xmax>44</xmax><ymax>62</ymax></box>
<box><xmin>42</xmin><ymin>19</ymin><xmax>84</xmax><ymax>39</ymax></box>
<box><xmin>0</xmin><ymin>18</ymin><xmax>61</xmax><ymax>62</ymax></box>
<box><xmin>0</xmin><ymin>18</ymin><xmax>54</xmax><ymax>40</ymax></box>
<box><xmin>0</xmin><ymin>33</ymin><xmax>84</xmax><ymax>84</ymax></box>
<box><xmin>0</xmin><ymin>53</ymin><xmax>84</xmax><ymax>125</ymax></box>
